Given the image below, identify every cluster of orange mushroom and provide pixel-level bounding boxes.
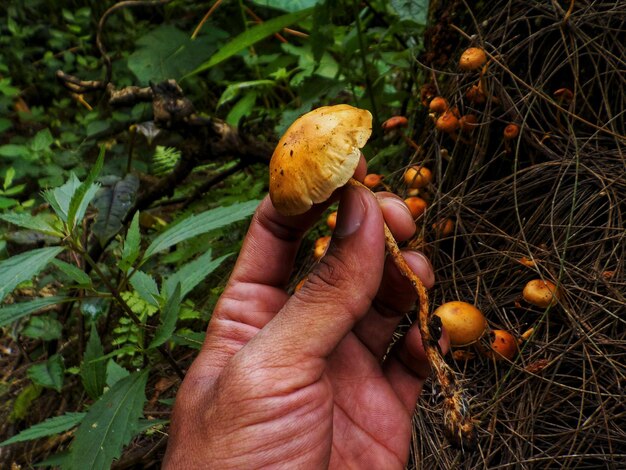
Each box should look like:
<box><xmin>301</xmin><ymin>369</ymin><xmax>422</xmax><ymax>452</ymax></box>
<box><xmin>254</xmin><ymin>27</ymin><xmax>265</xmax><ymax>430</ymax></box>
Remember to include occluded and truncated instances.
<box><xmin>422</xmin><ymin>46</ymin><xmax>523</xmax><ymax>144</ymax></box>
<box><xmin>434</xmin><ymin>278</ymin><xmax>562</xmax><ymax>362</ymax></box>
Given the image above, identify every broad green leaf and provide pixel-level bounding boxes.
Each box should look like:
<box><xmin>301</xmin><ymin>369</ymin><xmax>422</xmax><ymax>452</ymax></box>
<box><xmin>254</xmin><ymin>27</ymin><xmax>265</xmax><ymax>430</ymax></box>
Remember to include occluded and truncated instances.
<box><xmin>64</xmin><ymin>369</ymin><xmax>149</xmax><ymax>470</ymax></box>
<box><xmin>390</xmin><ymin>0</ymin><xmax>429</xmax><ymax>25</ymax></box>
<box><xmin>42</xmin><ymin>173</ymin><xmax>81</xmax><ymax>223</ymax></box>
<box><xmin>81</xmin><ymin>324</ymin><xmax>106</xmax><ymax>400</ymax></box>
<box><xmin>119</xmin><ymin>212</ymin><xmax>141</xmax><ymax>271</ymax></box>
<box><xmin>0</xmin><ymin>212</ymin><xmax>63</xmax><ymax>237</ymax></box>
<box><xmin>187</xmin><ymin>8</ymin><xmax>314</xmax><ymax>76</ymax></box>
<box><xmin>0</xmin><ymin>412</ymin><xmax>85</xmax><ymax>447</ymax></box>
<box><xmin>66</xmin><ymin>148</ymin><xmax>104</xmax><ymax>230</ymax></box>
<box><xmin>144</xmin><ymin>199</ymin><xmax>260</xmax><ymax>258</ymax></box>
<box><xmin>31</xmin><ymin>128</ymin><xmax>54</xmax><ymax>152</ymax></box>
<box><xmin>27</xmin><ymin>355</ymin><xmax>64</xmax><ymax>392</ymax></box>
<box><xmin>92</xmin><ymin>174</ymin><xmax>140</xmax><ymax>246</ymax></box>
<box><xmin>106</xmin><ymin>359</ymin><xmax>130</xmax><ymax>388</ymax></box>
<box><xmin>128</xmin><ymin>25</ymin><xmax>226</xmax><ymax>84</ymax></box>
<box><xmin>0</xmin><ymin>144</ymin><xmax>29</xmax><ymax>158</ymax></box>
<box><xmin>52</xmin><ymin>259</ymin><xmax>92</xmax><ymax>287</ymax></box>
<box><xmin>163</xmin><ymin>252</ymin><xmax>232</xmax><ymax>299</ymax></box>
<box><xmin>22</xmin><ymin>316</ymin><xmax>63</xmax><ymax>341</ymax></box>
<box><xmin>0</xmin><ymin>296</ymin><xmax>68</xmax><ymax>327</ymax></box>
<box><xmin>0</xmin><ymin>246</ymin><xmax>64</xmax><ymax>303</ymax></box>
<box><xmin>149</xmin><ymin>282</ymin><xmax>181</xmax><ymax>349</ymax></box>
<box><xmin>250</xmin><ymin>0</ymin><xmax>323</xmax><ymax>11</ymax></box>
<box><xmin>128</xmin><ymin>270</ymin><xmax>160</xmax><ymax>307</ymax></box>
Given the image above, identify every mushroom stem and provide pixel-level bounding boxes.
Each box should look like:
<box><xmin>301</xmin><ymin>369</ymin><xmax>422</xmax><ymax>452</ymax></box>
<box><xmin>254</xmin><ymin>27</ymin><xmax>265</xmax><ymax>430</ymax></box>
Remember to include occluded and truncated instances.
<box><xmin>348</xmin><ymin>177</ymin><xmax>477</xmax><ymax>449</ymax></box>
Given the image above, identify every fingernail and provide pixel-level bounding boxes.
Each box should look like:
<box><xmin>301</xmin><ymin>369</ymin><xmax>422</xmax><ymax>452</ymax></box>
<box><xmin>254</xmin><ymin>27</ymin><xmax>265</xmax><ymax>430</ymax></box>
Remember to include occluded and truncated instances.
<box><xmin>334</xmin><ymin>187</ymin><xmax>366</xmax><ymax>238</ymax></box>
<box><xmin>377</xmin><ymin>195</ymin><xmax>413</xmax><ymax>219</ymax></box>
<box><xmin>404</xmin><ymin>251</ymin><xmax>435</xmax><ymax>289</ymax></box>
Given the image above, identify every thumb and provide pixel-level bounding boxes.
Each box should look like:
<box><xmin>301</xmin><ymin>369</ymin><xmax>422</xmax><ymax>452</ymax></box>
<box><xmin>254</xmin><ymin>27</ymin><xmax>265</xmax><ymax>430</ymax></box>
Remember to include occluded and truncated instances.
<box><xmin>249</xmin><ymin>185</ymin><xmax>386</xmax><ymax>363</ymax></box>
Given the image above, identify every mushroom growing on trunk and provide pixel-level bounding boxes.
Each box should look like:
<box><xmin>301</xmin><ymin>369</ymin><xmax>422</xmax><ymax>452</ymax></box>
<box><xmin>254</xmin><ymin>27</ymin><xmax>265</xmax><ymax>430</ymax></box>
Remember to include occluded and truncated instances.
<box><xmin>269</xmin><ymin>104</ymin><xmax>475</xmax><ymax>449</ymax></box>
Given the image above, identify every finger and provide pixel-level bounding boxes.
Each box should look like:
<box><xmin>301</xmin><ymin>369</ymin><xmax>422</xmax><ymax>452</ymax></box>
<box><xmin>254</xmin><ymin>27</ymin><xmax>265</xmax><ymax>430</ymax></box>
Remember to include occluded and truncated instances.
<box><xmin>384</xmin><ymin>324</ymin><xmax>450</xmax><ymax>413</ymax></box>
<box><xmin>374</xmin><ymin>192</ymin><xmax>416</xmax><ymax>242</ymax></box>
<box><xmin>353</xmin><ymin>250</ymin><xmax>434</xmax><ymax>359</ymax></box>
<box><xmin>248</xmin><ymin>185</ymin><xmax>386</xmax><ymax>367</ymax></box>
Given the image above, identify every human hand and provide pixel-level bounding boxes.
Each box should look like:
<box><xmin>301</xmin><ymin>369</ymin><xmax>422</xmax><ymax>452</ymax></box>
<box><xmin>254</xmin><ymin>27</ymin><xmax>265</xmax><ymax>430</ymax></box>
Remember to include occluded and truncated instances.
<box><xmin>163</xmin><ymin>163</ymin><xmax>447</xmax><ymax>469</ymax></box>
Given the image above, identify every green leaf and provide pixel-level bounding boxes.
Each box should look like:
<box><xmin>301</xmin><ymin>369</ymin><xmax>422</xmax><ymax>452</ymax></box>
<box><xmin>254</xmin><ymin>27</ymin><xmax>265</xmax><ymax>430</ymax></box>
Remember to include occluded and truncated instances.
<box><xmin>250</xmin><ymin>0</ymin><xmax>323</xmax><ymax>11</ymax></box>
<box><xmin>390</xmin><ymin>0</ymin><xmax>429</xmax><ymax>25</ymax></box>
<box><xmin>0</xmin><ymin>412</ymin><xmax>86</xmax><ymax>447</ymax></box>
<box><xmin>119</xmin><ymin>212</ymin><xmax>141</xmax><ymax>271</ymax></box>
<box><xmin>27</xmin><ymin>355</ymin><xmax>64</xmax><ymax>392</ymax></box>
<box><xmin>22</xmin><ymin>316</ymin><xmax>63</xmax><ymax>341</ymax></box>
<box><xmin>66</xmin><ymin>148</ymin><xmax>104</xmax><ymax>230</ymax></box>
<box><xmin>226</xmin><ymin>92</ymin><xmax>258</xmax><ymax>126</ymax></box>
<box><xmin>145</xmin><ymin>199</ymin><xmax>260</xmax><ymax>258</ymax></box>
<box><xmin>106</xmin><ymin>359</ymin><xmax>130</xmax><ymax>388</ymax></box>
<box><xmin>52</xmin><ymin>259</ymin><xmax>92</xmax><ymax>287</ymax></box>
<box><xmin>81</xmin><ymin>324</ymin><xmax>106</xmax><ymax>400</ymax></box>
<box><xmin>128</xmin><ymin>270</ymin><xmax>160</xmax><ymax>307</ymax></box>
<box><xmin>217</xmin><ymin>80</ymin><xmax>274</xmax><ymax>108</ymax></box>
<box><xmin>92</xmin><ymin>174</ymin><xmax>140</xmax><ymax>246</ymax></box>
<box><xmin>187</xmin><ymin>8</ymin><xmax>314</xmax><ymax>76</ymax></box>
<box><xmin>0</xmin><ymin>144</ymin><xmax>30</xmax><ymax>158</ymax></box>
<box><xmin>0</xmin><ymin>246</ymin><xmax>64</xmax><ymax>303</ymax></box>
<box><xmin>163</xmin><ymin>252</ymin><xmax>232</xmax><ymax>299</ymax></box>
<box><xmin>3</xmin><ymin>166</ymin><xmax>15</xmax><ymax>189</ymax></box>
<box><xmin>0</xmin><ymin>212</ymin><xmax>63</xmax><ymax>237</ymax></box>
<box><xmin>64</xmin><ymin>369</ymin><xmax>149</xmax><ymax>470</ymax></box>
<box><xmin>42</xmin><ymin>173</ymin><xmax>81</xmax><ymax>223</ymax></box>
<box><xmin>149</xmin><ymin>282</ymin><xmax>181</xmax><ymax>349</ymax></box>
<box><xmin>172</xmin><ymin>328</ymin><xmax>205</xmax><ymax>350</ymax></box>
<box><xmin>128</xmin><ymin>25</ymin><xmax>226</xmax><ymax>84</ymax></box>
<box><xmin>10</xmin><ymin>384</ymin><xmax>42</xmax><ymax>422</ymax></box>
<box><xmin>0</xmin><ymin>296</ymin><xmax>68</xmax><ymax>327</ymax></box>
<box><xmin>31</xmin><ymin>128</ymin><xmax>54</xmax><ymax>152</ymax></box>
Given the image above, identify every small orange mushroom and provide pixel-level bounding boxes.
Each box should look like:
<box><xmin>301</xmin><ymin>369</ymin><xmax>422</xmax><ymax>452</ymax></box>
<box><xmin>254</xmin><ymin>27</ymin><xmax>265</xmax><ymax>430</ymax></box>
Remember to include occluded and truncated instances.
<box><xmin>432</xmin><ymin>218</ymin><xmax>455</xmax><ymax>238</ymax></box>
<box><xmin>326</xmin><ymin>211</ymin><xmax>337</xmax><ymax>230</ymax></box>
<box><xmin>436</xmin><ymin>111</ymin><xmax>460</xmax><ymax>134</ymax></box>
<box><xmin>490</xmin><ymin>330</ymin><xmax>518</xmax><ymax>360</ymax></box>
<box><xmin>404</xmin><ymin>196</ymin><xmax>428</xmax><ymax>219</ymax></box>
<box><xmin>363</xmin><ymin>173</ymin><xmax>384</xmax><ymax>189</ymax></box>
<box><xmin>429</xmin><ymin>96</ymin><xmax>449</xmax><ymax>114</ymax></box>
<box><xmin>503</xmin><ymin>123</ymin><xmax>520</xmax><ymax>140</ymax></box>
<box><xmin>522</xmin><ymin>279</ymin><xmax>561</xmax><ymax>308</ymax></box>
<box><xmin>294</xmin><ymin>276</ymin><xmax>308</xmax><ymax>292</ymax></box>
<box><xmin>459</xmin><ymin>47</ymin><xmax>487</xmax><ymax>71</ymax></box>
<box><xmin>381</xmin><ymin>115</ymin><xmax>408</xmax><ymax>131</ymax></box>
<box><xmin>459</xmin><ymin>114</ymin><xmax>478</xmax><ymax>133</ymax></box>
<box><xmin>434</xmin><ymin>301</ymin><xmax>487</xmax><ymax>347</ymax></box>
<box><xmin>465</xmin><ymin>84</ymin><xmax>486</xmax><ymax>105</ymax></box>
<box><xmin>403</xmin><ymin>166</ymin><xmax>433</xmax><ymax>189</ymax></box>
<box><xmin>314</xmin><ymin>235</ymin><xmax>331</xmax><ymax>260</ymax></box>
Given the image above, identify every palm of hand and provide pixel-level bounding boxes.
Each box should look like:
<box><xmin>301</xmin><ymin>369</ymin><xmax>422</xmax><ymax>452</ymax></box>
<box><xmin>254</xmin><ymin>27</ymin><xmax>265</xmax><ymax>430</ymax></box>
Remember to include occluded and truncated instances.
<box><xmin>164</xmin><ymin>188</ymin><xmax>441</xmax><ymax>469</ymax></box>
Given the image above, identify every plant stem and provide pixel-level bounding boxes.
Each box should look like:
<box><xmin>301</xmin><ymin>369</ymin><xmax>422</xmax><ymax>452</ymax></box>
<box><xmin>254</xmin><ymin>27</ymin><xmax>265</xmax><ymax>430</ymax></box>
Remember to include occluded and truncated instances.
<box><xmin>348</xmin><ymin>178</ymin><xmax>476</xmax><ymax>449</ymax></box>
<box><xmin>70</xmin><ymin>241</ymin><xmax>185</xmax><ymax>380</ymax></box>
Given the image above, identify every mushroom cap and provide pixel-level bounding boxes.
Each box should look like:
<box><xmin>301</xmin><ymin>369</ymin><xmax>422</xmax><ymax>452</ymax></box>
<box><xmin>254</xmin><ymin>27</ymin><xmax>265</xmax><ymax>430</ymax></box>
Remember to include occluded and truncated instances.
<box><xmin>522</xmin><ymin>279</ymin><xmax>561</xmax><ymax>308</ymax></box>
<box><xmin>490</xmin><ymin>330</ymin><xmax>518</xmax><ymax>360</ymax></box>
<box><xmin>434</xmin><ymin>301</ymin><xmax>487</xmax><ymax>347</ymax></box>
<box><xmin>269</xmin><ymin>105</ymin><xmax>373</xmax><ymax>216</ymax></box>
<box><xmin>459</xmin><ymin>47</ymin><xmax>487</xmax><ymax>71</ymax></box>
